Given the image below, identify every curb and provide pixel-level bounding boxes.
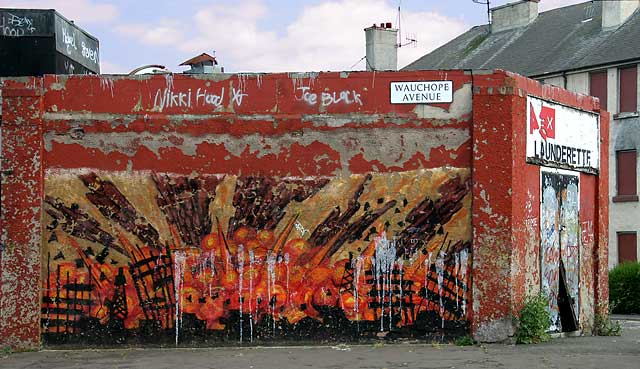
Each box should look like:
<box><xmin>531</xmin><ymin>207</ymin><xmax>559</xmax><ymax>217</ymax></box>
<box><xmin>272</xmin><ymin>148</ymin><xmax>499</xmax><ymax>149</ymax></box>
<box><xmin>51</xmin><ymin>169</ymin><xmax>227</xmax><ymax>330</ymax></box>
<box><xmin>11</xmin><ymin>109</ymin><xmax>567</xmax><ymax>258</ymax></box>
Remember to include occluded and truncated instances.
<box><xmin>611</xmin><ymin>315</ymin><xmax>640</xmax><ymax>321</ymax></box>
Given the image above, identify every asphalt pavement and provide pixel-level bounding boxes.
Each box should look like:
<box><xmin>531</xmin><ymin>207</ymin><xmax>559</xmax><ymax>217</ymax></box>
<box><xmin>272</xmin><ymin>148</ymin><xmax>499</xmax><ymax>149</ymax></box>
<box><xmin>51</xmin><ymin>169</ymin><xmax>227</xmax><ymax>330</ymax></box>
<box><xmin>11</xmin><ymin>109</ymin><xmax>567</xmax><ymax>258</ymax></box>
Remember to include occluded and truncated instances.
<box><xmin>2</xmin><ymin>318</ymin><xmax>639</xmax><ymax>369</ymax></box>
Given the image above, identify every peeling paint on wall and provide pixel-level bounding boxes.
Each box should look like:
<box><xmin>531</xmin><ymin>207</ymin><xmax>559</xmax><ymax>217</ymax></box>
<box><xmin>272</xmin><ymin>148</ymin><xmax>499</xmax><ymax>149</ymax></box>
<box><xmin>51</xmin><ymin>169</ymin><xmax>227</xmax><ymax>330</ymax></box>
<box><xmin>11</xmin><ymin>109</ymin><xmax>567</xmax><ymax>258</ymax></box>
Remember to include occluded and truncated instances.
<box><xmin>43</xmin><ymin>127</ymin><xmax>470</xmax><ymax>176</ymax></box>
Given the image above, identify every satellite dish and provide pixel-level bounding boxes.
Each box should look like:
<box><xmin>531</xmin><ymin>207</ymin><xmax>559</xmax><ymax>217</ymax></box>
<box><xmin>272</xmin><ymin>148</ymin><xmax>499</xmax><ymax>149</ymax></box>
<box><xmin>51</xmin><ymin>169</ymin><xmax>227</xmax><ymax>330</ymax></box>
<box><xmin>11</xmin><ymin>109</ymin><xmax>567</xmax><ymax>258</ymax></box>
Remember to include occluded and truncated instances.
<box><xmin>128</xmin><ymin>64</ymin><xmax>172</xmax><ymax>75</ymax></box>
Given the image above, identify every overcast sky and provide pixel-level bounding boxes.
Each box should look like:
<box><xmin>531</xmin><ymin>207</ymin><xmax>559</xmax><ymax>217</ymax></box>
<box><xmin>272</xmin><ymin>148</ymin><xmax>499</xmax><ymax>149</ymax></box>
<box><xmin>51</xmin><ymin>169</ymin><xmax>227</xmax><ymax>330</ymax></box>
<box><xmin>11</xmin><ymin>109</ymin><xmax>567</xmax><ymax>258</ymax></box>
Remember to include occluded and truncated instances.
<box><xmin>0</xmin><ymin>0</ymin><xmax>586</xmax><ymax>73</ymax></box>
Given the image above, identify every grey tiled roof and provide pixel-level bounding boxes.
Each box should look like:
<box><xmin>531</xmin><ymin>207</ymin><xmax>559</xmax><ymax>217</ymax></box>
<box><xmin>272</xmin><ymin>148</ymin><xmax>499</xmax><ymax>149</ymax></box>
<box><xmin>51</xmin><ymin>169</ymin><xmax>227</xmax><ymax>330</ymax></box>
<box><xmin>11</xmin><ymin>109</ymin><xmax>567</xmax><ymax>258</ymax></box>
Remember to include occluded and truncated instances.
<box><xmin>403</xmin><ymin>2</ymin><xmax>640</xmax><ymax>77</ymax></box>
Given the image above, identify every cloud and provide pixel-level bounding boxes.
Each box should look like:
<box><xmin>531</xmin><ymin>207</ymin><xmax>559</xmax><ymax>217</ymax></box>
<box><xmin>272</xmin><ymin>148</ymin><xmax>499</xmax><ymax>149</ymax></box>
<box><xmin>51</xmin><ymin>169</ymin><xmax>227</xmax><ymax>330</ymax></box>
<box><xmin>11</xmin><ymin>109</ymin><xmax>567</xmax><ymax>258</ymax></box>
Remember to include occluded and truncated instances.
<box><xmin>0</xmin><ymin>0</ymin><xmax>118</xmax><ymax>24</ymax></box>
<box><xmin>100</xmin><ymin>59</ymin><xmax>126</xmax><ymax>74</ymax></box>
<box><xmin>118</xmin><ymin>0</ymin><xmax>468</xmax><ymax>73</ymax></box>
<box><xmin>115</xmin><ymin>20</ymin><xmax>185</xmax><ymax>46</ymax></box>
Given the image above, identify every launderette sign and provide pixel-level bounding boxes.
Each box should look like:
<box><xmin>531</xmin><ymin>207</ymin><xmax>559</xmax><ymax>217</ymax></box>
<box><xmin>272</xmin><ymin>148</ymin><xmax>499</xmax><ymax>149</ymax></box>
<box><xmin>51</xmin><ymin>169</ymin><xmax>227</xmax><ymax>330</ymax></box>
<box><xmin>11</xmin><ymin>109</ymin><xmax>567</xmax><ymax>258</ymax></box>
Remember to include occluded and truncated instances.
<box><xmin>390</xmin><ymin>81</ymin><xmax>453</xmax><ymax>104</ymax></box>
<box><xmin>527</xmin><ymin>96</ymin><xmax>600</xmax><ymax>174</ymax></box>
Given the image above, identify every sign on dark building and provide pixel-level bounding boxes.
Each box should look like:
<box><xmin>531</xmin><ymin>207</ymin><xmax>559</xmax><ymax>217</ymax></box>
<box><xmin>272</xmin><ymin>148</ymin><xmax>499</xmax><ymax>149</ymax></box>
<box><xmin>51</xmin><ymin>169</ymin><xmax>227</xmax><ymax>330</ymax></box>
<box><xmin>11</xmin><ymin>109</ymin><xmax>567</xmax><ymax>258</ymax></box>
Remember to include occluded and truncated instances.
<box><xmin>0</xmin><ymin>9</ymin><xmax>51</xmax><ymax>37</ymax></box>
<box><xmin>54</xmin><ymin>15</ymin><xmax>99</xmax><ymax>73</ymax></box>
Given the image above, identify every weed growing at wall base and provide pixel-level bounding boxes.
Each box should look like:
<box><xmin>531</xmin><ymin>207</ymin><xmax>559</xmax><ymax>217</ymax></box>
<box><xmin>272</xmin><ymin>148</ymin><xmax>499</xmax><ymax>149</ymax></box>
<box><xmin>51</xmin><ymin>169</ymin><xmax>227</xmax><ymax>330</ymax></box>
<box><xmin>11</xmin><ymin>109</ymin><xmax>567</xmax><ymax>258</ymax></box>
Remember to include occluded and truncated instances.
<box><xmin>515</xmin><ymin>295</ymin><xmax>551</xmax><ymax>344</ymax></box>
<box><xmin>454</xmin><ymin>335</ymin><xmax>476</xmax><ymax>346</ymax></box>
<box><xmin>1</xmin><ymin>346</ymin><xmax>13</xmax><ymax>357</ymax></box>
<box><xmin>593</xmin><ymin>312</ymin><xmax>622</xmax><ymax>336</ymax></box>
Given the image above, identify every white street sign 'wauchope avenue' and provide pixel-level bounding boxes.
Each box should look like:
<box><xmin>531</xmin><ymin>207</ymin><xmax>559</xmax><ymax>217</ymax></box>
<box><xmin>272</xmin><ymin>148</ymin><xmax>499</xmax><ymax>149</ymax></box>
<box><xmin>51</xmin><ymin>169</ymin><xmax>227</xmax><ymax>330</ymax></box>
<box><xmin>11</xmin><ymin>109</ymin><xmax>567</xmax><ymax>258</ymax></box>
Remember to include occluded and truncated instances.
<box><xmin>526</xmin><ymin>96</ymin><xmax>600</xmax><ymax>174</ymax></box>
<box><xmin>390</xmin><ymin>81</ymin><xmax>453</xmax><ymax>104</ymax></box>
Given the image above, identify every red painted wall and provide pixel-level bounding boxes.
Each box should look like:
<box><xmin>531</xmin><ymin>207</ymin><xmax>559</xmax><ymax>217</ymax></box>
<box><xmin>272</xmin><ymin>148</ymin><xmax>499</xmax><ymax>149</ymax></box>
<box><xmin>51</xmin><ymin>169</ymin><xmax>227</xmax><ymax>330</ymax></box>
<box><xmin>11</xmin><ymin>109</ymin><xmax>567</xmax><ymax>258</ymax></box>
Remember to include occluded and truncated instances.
<box><xmin>41</xmin><ymin>72</ymin><xmax>472</xmax><ymax>175</ymax></box>
<box><xmin>1</xmin><ymin>77</ymin><xmax>44</xmax><ymax>349</ymax></box>
<box><xmin>471</xmin><ymin>71</ymin><xmax>608</xmax><ymax>340</ymax></box>
<box><xmin>0</xmin><ymin>70</ymin><xmax>607</xmax><ymax>348</ymax></box>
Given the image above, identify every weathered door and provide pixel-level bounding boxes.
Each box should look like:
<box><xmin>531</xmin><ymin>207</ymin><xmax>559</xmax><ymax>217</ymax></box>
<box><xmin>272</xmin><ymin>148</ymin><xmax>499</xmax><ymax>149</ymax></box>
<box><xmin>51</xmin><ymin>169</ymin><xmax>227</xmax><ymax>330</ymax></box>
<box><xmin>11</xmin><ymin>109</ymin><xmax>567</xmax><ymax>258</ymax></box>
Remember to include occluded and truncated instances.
<box><xmin>540</xmin><ymin>170</ymin><xmax>580</xmax><ymax>332</ymax></box>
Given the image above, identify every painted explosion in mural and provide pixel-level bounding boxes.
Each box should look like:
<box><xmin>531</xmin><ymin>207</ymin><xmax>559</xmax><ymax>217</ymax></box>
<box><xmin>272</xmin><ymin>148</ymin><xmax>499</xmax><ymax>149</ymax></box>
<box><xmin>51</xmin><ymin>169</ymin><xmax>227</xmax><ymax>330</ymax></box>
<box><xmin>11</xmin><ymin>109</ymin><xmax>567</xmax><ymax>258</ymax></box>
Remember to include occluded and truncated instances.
<box><xmin>41</xmin><ymin>168</ymin><xmax>472</xmax><ymax>345</ymax></box>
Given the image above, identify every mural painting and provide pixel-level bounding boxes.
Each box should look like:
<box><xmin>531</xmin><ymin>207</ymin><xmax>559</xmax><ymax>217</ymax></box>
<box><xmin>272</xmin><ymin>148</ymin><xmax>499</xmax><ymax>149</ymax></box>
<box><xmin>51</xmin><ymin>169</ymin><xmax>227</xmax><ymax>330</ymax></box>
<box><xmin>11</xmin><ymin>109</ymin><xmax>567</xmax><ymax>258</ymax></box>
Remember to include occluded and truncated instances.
<box><xmin>540</xmin><ymin>170</ymin><xmax>580</xmax><ymax>332</ymax></box>
<box><xmin>41</xmin><ymin>168</ymin><xmax>472</xmax><ymax>345</ymax></box>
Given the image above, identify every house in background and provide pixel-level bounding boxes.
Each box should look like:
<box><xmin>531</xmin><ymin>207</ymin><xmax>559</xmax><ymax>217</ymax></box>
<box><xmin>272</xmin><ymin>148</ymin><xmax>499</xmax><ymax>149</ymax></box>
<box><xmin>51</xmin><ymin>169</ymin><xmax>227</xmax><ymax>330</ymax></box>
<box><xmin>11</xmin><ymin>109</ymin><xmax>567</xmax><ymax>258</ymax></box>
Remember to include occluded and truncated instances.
<box><xmin>405</xmin><ymin>0</ymin><xmax>640</xmax><ymax>268</ymax></box>
<box><xmin>180</xmin><ymin>52</ymin><xmax>223</xmax><ymax>74</ymax></box>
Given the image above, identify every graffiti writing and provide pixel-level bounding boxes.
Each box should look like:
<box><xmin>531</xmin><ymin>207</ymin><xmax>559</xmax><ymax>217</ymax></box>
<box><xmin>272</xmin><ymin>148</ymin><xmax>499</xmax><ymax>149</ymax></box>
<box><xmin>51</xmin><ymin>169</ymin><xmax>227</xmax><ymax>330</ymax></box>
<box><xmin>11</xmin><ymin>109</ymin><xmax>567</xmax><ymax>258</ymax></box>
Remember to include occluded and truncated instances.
<box><xmin>230</xmin><ymin>87</ymin><xmax>248</xmax><ymax>107</ymax></box>
<box><xmin>540</xmin><ymin>171</ymin><xmax>580</xmax><ymax>332</ymax></box>
<box><xmin>153</xmin><ymin>87</ymin><xmax>248</xmax><ymax>112</ymax></box>
<box><xmin>81</xmin><ymin>41</ymin><xmax>98</xmax><ymax>63</ymax></box>
<box><xmin>296</xmin><ymin>87</ymin><xmax>363</xmax><ymax>107</ymax></box>
<box><xmin>61</xmin><ymin>27</ymin><xmax>77</xmax><ymax>54</ymax></box>
<box><xmin>580</xmin><ymin>220</ymin><xmax>594</xmax><ymax>247</ymax></box>
<box><xmin>541</xmin><ymin>181</ymin><xmax>560</xmax><ymax>330</ymax></box>
<box><xmin>1</xmin><ymin>13</ymin><xmax>36</xmax><ymax>36</ymax></box>
<box><xmin>64</xmin><ymin>60</ymin><xmax>75</xmax><ymax>74</ymax></box>
<box><xmin>294</xmin><ymin>221</ymin><xmax>309</xmax><ymax>237</ymax></box>
<box><xmin>560</xmin><ymin>182</ymin><xmax>580</xmax><ymax>320</ymax></box>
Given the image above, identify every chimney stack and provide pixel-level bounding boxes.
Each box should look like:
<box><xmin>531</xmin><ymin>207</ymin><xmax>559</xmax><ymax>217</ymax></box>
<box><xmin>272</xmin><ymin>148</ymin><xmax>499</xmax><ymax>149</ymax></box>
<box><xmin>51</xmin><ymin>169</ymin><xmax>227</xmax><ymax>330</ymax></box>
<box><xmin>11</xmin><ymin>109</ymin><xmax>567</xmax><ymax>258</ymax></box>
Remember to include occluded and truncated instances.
<box><xmin>490</xmin><ymin>0</ymin><xmax>539</xmax><ymax>33</ymax></box>
<box><xmin>602</xmin><ymin>0</ymin><xmax>640</xmax><ymax>29</ymax></box>
<box><xmin>364</xmin><ymin>23</ymin><xmax>397</xmax><ymax>71</ymax></box>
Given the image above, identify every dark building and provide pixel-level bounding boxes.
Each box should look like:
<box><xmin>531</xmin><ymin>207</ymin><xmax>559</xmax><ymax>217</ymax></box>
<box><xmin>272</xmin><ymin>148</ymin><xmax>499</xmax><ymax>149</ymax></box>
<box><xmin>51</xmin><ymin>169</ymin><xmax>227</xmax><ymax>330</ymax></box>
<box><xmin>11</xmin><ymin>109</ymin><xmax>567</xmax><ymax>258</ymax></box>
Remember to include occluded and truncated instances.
<box><xmin>0</xmin><ymin>8</ymin><xmax>99</xmax><ymax>76</ymax></box>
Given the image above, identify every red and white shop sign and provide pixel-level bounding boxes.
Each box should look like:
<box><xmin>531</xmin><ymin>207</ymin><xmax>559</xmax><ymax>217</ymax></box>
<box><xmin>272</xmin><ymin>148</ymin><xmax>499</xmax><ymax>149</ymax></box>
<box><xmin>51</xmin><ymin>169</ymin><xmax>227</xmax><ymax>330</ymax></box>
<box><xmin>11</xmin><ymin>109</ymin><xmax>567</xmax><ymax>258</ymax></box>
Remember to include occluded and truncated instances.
<box><xmin>526</xmin><ymin>96</ymin><xmax>600</xmax><ymax>174</ymax></box>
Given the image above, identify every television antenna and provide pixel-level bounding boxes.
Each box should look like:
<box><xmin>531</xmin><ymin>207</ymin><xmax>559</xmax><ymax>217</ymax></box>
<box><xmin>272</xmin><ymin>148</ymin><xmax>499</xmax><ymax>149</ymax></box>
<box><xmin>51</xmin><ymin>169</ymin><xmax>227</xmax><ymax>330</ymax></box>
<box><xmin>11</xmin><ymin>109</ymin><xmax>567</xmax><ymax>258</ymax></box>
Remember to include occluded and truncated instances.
<box><xmin>472</xmin><ymin>0</ymin><xmax>492</xmax><ymax>24</ymax></box>
<box><xmin>397</xmin><ymin>1</ymin><xmax>417</xmax><ymax>48</ymax></box>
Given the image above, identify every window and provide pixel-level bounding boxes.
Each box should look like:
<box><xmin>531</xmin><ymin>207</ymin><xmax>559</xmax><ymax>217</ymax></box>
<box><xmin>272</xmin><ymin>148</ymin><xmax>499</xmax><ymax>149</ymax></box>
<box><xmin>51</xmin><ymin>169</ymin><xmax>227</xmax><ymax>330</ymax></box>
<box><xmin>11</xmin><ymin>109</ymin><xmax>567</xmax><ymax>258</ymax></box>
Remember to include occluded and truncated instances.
<box><xmin>590</xmin><ymin>71</ymin><xmax>608</xmax><ymax>111</ymax></box>
<box><xmin>619</xmin><ymin>65</ymin><xmax>637</xmax><ymax>113</ymax></box>
<box><xmin>618</xmin><ymin>232</ymin><xmax>637</xmax><ymax>264</ymax></box>
<box><xmin>614</xmin><ymin>150</ymin><xmax>638</xmax><ymax>202</ymax></box>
